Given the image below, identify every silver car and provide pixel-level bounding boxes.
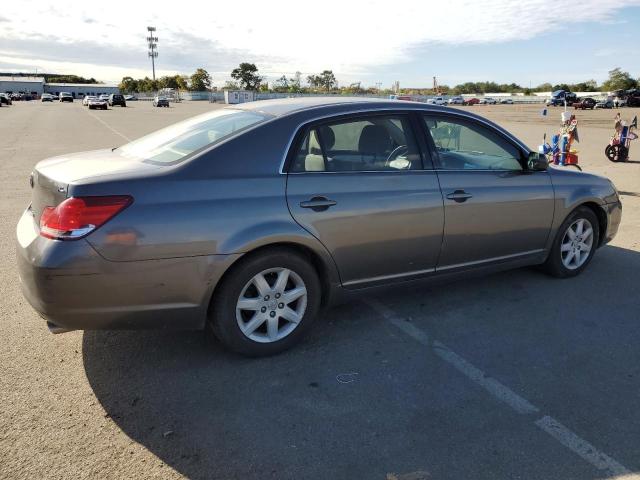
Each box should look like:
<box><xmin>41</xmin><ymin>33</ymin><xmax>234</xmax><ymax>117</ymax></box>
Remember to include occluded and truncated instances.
<box><xmin>16</xmin><ymin>98</ymin><xmax>622</xmax><ymax>356</ymax></box>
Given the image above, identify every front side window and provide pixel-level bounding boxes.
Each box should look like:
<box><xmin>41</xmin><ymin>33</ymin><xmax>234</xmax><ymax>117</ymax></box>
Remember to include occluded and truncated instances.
<box><xmin>424</xmin><ymin>115</ymin><xmax>522</xmax><ymax>171</ymax></box>
<box><xmin>291</xmin><ymin>115</ymin><xmax>421</xmax><ymax>172</ymax></box>
<box><xmin>119</xmin><ymin>109</ymin><xmax>269</xmax><ymax>165</ymax></box>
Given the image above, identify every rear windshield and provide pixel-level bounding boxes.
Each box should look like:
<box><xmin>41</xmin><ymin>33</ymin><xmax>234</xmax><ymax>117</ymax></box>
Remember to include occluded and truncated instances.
<box><xmin>119</xmin><ymin>109</ymin><xmax>269</xmax><ymax>165</ymax></box>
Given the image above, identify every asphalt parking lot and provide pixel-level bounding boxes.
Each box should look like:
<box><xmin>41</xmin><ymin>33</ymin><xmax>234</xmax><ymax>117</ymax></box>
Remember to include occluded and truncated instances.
<box><xmin>1</xmin><ymin>99</ymin><xmax>640</xmax><ymax>480</ymax></box>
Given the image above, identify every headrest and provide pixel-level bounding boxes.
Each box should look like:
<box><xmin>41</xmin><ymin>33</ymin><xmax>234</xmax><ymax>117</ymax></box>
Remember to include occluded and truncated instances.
<box><xmin>358</xmin><ymin>125</ymin><xmax>392</xmax><ymax>155</ymax></box>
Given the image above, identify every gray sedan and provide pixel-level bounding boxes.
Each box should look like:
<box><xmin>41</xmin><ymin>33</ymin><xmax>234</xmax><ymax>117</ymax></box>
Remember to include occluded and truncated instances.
<box><xmin>16</xmin><ymin>98</ymin><xmax>622</xmax><ymax>356</ymax></box>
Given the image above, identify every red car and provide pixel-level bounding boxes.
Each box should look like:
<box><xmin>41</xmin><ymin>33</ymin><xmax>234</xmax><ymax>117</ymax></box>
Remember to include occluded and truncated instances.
<box><xmin>464</xmin><ymin>97</ymin><xmax>480</xmax><ymax>105</ymax></box>
<box><xmin>573</xmin><ymin>97</ymin><xmax>596</xmax><ymax>110</ymax></box>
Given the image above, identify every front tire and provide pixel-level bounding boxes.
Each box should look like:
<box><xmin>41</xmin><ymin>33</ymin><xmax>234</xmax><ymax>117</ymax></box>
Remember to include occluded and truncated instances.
<box><xmin>209</xmin><ymin>249</ymin><xmax>321</xmax><ymax>356</ymax></box>
<box><xmin>542</xmin><ymin>207</ymin><xmax>599</xmax><ymax>278</ymax></box>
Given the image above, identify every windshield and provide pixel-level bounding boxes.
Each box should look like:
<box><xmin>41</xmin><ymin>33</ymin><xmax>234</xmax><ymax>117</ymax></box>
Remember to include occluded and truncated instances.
<box><xmin>119</xmin><ymin>108</ymin><xmax>269</xmax><ymax>165</ymax></box>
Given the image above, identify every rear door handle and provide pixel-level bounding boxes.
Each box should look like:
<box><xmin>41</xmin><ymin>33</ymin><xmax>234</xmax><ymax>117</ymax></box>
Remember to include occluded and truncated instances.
<box><xmin>299</xmin><ymin>196</ymin><xmax>337</xmax><ymax>212</ymax></box>
<box><xmin>446</xmin><ymin>190</ymin><xmax>473</xmax><ymax>203</ymax></box>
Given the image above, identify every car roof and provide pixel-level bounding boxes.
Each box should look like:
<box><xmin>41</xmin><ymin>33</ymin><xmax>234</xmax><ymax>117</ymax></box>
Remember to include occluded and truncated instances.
<box><xmin>233</xmin><ymin>96</ymin><xmax>433</xmax><ymax>117</ymax></box>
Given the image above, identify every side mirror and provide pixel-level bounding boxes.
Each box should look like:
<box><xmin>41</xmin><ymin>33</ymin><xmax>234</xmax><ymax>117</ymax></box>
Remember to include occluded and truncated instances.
<box><xmin>528</xmin><ymin>152</ymin><xmax>548</xmax><ymax>171</ymax></box>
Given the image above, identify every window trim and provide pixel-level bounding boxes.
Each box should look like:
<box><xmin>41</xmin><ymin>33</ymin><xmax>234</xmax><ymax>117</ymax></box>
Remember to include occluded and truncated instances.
<box><xmin>419</xmin><ymin>112</ymin><xmax>529</xmax><ymax>172</ymax></box>
<box><xmin>283</xmin><ymin>110</ymin><xmax>428</xmax><ymax>174</ymax></box>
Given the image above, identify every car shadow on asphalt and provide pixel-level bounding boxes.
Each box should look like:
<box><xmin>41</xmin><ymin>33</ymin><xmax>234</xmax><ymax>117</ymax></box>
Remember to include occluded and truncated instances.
<box><xmin>82</xmin><ymin>245</ymin><xmax>640</xmax><ymax>480</ymax></box>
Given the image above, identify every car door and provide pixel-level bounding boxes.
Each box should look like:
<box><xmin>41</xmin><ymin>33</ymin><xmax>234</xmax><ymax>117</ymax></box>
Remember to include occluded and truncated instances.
<box><xmin>286</xmin><ymin>112</ymin><xmax>444</xmax><ymax>288</ymax></box>
<box><xmin>421</xmin><ymin>113</ymin><xmax>554</xmax><ymax>270</ymax></box>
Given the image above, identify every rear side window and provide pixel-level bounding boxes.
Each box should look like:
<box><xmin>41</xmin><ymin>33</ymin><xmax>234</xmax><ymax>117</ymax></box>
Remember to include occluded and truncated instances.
<box><xmin>119</xmin><ymin>109</ymin><xmax>268</xmax><ymax>165</ymax></box>
<box><xmin>291</xmin><ymin>115</ymin><xmax>420</xmax><ymax>172</ymax></box>
<box><xmin>423</xmin><ymin>115</ymin><xmax>522</xmax><ymax>171</ymax></box>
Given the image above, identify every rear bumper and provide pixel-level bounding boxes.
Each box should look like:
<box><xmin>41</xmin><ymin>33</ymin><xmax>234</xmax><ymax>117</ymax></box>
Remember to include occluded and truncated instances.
<box><xmin>16</xmin><ymin>208</ymin><xmax>239</xmax><ymax>332</ymax></box>
<box><xmin>602</xmin><ymin>200</ymin><xmax>622</xmax><ymax>245</ymax></box>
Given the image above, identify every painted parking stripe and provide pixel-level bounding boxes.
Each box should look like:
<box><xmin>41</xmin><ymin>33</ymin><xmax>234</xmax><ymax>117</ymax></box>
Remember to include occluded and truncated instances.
<box><xmin>535</xmin><ymin>416</ymin><xmax>631</xmax><ymax>476</ymax></box>
<box><xmin>366</xmin><ymin>298</ymin><xmax>538</xmax><ymax>415</ymax></box>
<box><xmin>363</xmin><ymin>298</ymin><xmax>635</xmax><ymax>477</ymax></box>
<box><xmin>84</xmin><ymin>107</ymin><xmax>132</xmax><ymax>142</ymax></box>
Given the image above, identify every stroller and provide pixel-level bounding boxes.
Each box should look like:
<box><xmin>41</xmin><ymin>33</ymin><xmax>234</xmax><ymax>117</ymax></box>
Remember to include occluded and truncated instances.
<box><xmin>605</xmin><ymin>113</ymin><xmax>638</xmax><ymax>162</ymax></box>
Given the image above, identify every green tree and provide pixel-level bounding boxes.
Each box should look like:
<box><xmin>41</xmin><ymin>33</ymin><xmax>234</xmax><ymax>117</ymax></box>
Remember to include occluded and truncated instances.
<box><xmin>535</xmin><ymin>83</ymin><xmax>553</xmax><ymax>92</ymax></box>
<box><xmin>273</xmin><ymin>75</ymin><xmax>289</xmax><ymax>92</ymax></box>
<box><xmin>223</xmin><ymin>81</ymin><xmax>240</xmax><ymax>90</ymax></box>
<box><xmin>176</xmin><ymin>75</ymin><xmax>189</xmax><ymax>90</ymax></box>
<box><xmin>230</xmin><ymin>63</ymin><xmax>263</xmax><ymax>91</ymax></box>
<box><xmin>602</xmin><ymin>68</ymin><xmax>637</xmax><ymax>91</ymax></box>
<box><xmin>307</xmin><ymin>70</ymin><xmax>337</xmax><ymax>92</ymax></box>
<box><xmin>138</xmin><ymin>77</ymin><xmax>158</xmax><ymax>92</ymax></box>
<box><xmin>157</xmin><ymin>75</ymin><xmax>178</xmax><ymax>89</ymax></box>
<box><xmin>119</xmin><ymin>76</ymin><xmax>138</xmax><ymax>93</ymax></box>
<box><xmin>189</xmin><ymin>68</ymin><xmax>212</xmax><ymax>91</ymax></box>
<box><xmin>288</xmin><ymin>71</ymin><xmax>303</xmax><ymax>92</ymax></box>
<box><xmin>46</xmin><ymin>74</ymin><xmax>99</xmax><ymax>84</ymax></box>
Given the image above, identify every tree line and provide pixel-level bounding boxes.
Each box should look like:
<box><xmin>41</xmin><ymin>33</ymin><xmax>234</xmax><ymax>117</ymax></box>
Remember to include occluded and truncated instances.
<box><xmin>117</xmin><ymin>66</ymin><xmax>639</xmax><ymax>95</ymax></box>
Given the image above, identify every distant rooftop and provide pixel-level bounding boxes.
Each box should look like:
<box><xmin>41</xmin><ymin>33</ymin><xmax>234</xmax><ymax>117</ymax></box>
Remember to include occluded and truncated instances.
<box><xmin>45</xmin><ymin>82</ymin><xmax>118</xmax><ymax>88</ymax></box>
<box><xmin>0</xmin><ymin>76</ymin><xmax>45</xmax><ymax>83</ymax></box>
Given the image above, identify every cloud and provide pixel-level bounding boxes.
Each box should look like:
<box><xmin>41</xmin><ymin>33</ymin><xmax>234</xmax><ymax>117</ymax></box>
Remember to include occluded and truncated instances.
<box><xmin>0</xmin><ymin>15</ymin><xmax>10</xmax><ymax>22</ymax></box>
<box><xmin>1</xmin><ymin>0</ymin><xmax>640</xmax><ymax>83</ymax></box>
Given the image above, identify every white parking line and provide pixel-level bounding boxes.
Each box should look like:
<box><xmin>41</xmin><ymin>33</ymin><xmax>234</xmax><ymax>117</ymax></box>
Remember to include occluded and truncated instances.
<box><xmin>84</xmin><ymin>107</ymin><xmax>131</xmax><ymax>142</ymax></box>
<box><xmin>364</xmin><ymin>298</ymin><xmax>635</xmax><ymax>478</ymax></box>
<box><xmin>366</xmin><ymin>298</ymin><xmax>538</xmax><ymax>414</ymax></box>
<box><xmin>535</xmin><ymin>416</ymin><xmax>631</xmax><ymax>476</ymax></box>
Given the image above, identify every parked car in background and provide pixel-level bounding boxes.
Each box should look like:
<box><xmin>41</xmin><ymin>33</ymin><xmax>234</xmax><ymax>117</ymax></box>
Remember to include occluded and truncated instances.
<box><xmin>625</xmin><ymin>89</ymin><xmax>640</xmax><ymax>107</ymax></box>
<box><xmin>153</xmin><ymin>96</ymin><xmax>170</xmax><ymax>107</ymax></box>
<box><xmin>547</xmin><ymin>90</ymin><xmax>578</xmax><ymax>106</ymax></box>
<box><xmin>448</xmin><ymin>96</ymin><xmax>464</xmax><ymax>105</ymax></box>
<box><xmin>59</xmin><ymin>92</ymin><xmax>73</xmax><ymax>103</ymax></box>
<box><xmin>463</xmin><ymin>98</ymin><xmax>480</xmax><ymax>106</ymax></box>
<box><xmin>109</xmin><ymin>94</ymin><xmax>126</xmax><ymax>107</ymax></box>
<box><xmin>426</xmin><ymin>97</ymin><xmax>446</xmax><ymax>105</ymax></box>
<box><xmin>88</xmin><ymin>97</ymin><xmax>108</xmax><ymax>110</ymax></box>
<box><xmin>479</xmin><ymin>97</ymin><xmax>497</xmax><ymax>104</ymax></box>
<box><xmin>595</xmin><ymin>99</ymin><xmax>614</xmax><ymax>109</ymax></box>
<box><xmin>0</xmin><ymin>93</ymin><xmax>12</xmax><ymax>105</ymax></box>
<box><xmin>124</xmin><ymin>95</ymin><xmax>137</xmax><ymax>101</ymax></box>
<box><xmin>614</xmin><ymin>97</ymin><xmax>627</xmax><ymax>107</ymax></box>
<box><xmin>40</xmin><ymin>94</ymin><xmax>55</xmax><ymax>102</ymax></box>
<box><xmin>573</xmin><ymin>97</ymin><xmax>596</xmax><ymax>110</ymax></box>
<box><xmin>500</xmin><ymin>98</ymin><xmax>514</xmax><ymax>104</ymax></box>
<box><xmin>16</xmin><ymin>98</ymin><xmax>622</xmax><ymax>356</ymax></box>
<box><xmin>99</xmin><ymin>95</ymin><xmax>110</xmax><ymax>101</ymax></box>
<box><xmin>83</xmin><ymin>95</ymin><xmax>97</xmax><ymax>106</ymax></box>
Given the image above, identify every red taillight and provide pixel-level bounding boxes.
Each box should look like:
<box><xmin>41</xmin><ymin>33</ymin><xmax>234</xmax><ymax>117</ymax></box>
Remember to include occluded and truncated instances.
<box><xmin>40</xmin><ymin>196</ymin><xmax>132</xmax><ymax>240</ymax></box>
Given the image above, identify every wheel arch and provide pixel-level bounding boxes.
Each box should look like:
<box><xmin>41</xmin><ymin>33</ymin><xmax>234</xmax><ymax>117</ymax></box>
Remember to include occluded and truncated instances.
<box><xmin>206</xmin><ymin>240</ymin><xmax>339</xmax><ymax>322</ymax></box>
<box><xmin>578</xmin><ymin>201</ymin><xmax>608</xmax><ymax>247</ymax></box>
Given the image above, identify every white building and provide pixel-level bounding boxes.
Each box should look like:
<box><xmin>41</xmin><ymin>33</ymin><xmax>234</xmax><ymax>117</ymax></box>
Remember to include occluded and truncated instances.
<box><xmin>0</xmin><ymin>76</ymin><xmax>120</xmax><ymax>98</ymax></box>
<box><xmin>224</xmin><ymin>90</ymin><xmax>256</xmax><ymax>104</ymax></box>
<box><xmin>44</xmin><ymin>83</ymin><xmax>119</xmax><ymax>97</ymax></box>
<box><xmin>0</xmin><ymin>76</ymin><xmax>45</xmax><ymax>95</ymax></box>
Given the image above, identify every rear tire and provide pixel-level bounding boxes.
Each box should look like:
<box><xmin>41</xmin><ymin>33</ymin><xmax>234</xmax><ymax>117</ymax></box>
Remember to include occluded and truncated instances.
<box><xmin>605</xmin><ymin>144</ymin><xmax>628</xmax><ymax>162</ymax></box>
<box><xmin>209</xmin><ymin>249</ymin><xmax>321</xmax><ymax>356</ymax></box>
<box><xmin>542</xmin><ymin>206</ymin><xmax>599</xmax><ymax>278</ymax></box>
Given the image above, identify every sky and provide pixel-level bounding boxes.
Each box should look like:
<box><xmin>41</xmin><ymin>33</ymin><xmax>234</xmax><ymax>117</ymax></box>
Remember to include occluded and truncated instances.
<box><xmin>1</xmin><ymin>0</ymin><xmax>639</xmax><ymax>88</ymax></box>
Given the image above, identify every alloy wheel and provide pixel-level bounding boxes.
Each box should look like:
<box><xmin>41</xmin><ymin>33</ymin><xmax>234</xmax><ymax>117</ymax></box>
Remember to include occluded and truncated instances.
<box><xmin>560</xmin><ymin>218</ymin><xmax>594</xmax><ymax>270</ymax></box>
<box><xmin>236</xmin><ymin>268</ymin><xmax>308</xmax><ymax>343</ymax></box>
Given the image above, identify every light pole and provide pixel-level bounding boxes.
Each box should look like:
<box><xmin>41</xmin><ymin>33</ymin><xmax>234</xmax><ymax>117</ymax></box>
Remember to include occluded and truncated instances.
<box><xmin>147</xmin><ymin>26</ymin><xmax>158</xmax><ymax>81</ymax></box>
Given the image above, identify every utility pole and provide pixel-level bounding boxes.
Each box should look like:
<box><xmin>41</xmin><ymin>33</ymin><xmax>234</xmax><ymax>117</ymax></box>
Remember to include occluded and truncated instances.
<box><xmin>147</xmin><ymin>26</ymin><xmax>158</xmax><ymax>81</ymax></box>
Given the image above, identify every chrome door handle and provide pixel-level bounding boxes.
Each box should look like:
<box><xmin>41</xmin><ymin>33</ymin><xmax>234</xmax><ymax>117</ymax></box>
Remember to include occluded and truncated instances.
<box><xmin>446</xmin><ymin>190</ymin><xmax>473</xmax><ymax>203</ymax></box>
<box><xmin>299</xmin><ymin>196</ymin><xmax>337</xmax><ymax>212</ymax></box>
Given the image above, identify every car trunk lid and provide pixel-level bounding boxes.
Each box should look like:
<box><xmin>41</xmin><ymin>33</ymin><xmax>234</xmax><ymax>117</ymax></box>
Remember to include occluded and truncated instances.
<box><xmin>30</xmin><ymin>148</ymin><xmax>162</xmax><ymax>223</ymax></box>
